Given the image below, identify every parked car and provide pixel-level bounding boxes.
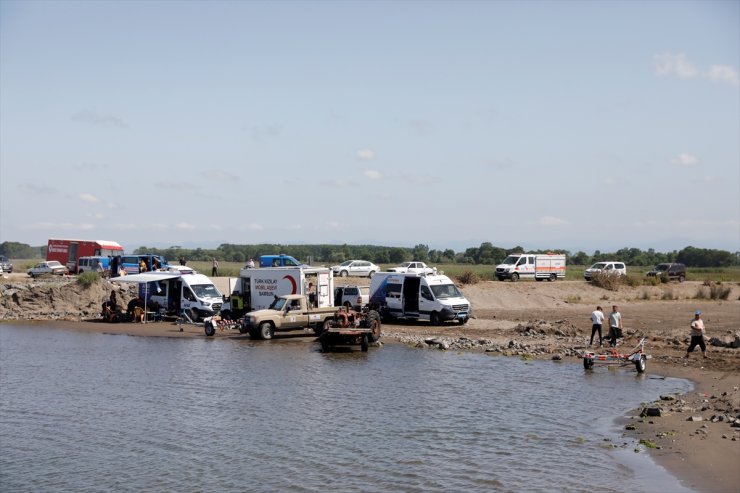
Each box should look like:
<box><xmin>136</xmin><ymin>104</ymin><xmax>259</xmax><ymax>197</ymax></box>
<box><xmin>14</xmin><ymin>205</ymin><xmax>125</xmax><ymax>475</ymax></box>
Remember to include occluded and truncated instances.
<box><xmin>583</xmin><ymin>261</ymin><xmax>626</xmax><ymax>281</ymax></box>
<box><xmin>0</xmin><ymin>255</ymin><xmax>12</xmax><ymax>273</ymax></box>
<box><xmin>387</xmin><ymin>261</ymin><xmax>437</xmax><ymax>276</ymax></box>
<box><xmin>334</xmin><ymin>285</ymin><xmax>370</xmax><ymax>308</ymax></box>
<box><xmin>331</xmin><ymin>260</ymin><xmax>380</xmax><ymax>278</ymax></box>
<box><xmin>28</xmin><ymin>260</ymin><xmax>68</xmax><ymax>277</ymax></box>
<box><xmin>647</xmin><ymin>263</ymin><xmax>686</xmax><ymax>282</ymax></box>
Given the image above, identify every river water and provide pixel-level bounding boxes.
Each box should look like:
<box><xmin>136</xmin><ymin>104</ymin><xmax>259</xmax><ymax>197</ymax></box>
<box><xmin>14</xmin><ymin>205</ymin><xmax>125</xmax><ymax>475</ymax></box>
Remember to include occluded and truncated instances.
<box><xmin>0</xmin><ymin>324</ymin><xmax>695</xmax><ymax>493</ymax></box>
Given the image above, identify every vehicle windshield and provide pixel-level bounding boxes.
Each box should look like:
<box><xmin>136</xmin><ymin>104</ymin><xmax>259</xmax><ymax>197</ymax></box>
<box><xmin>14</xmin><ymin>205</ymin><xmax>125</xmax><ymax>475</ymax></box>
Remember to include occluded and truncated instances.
<box><xmin>590</xmin><ymin>263</ymin><xmax>607</xmax><ymax>269</ymax></box>
<box><xmin>339</xmin><ymin>260</ymin><xmax>353</xmax><ymax>266</ymax></box>
<box><xmin>399</xmin><ymin>262</ymin><xmax>412</xmax><ymax>268</ymax></box>
<box><xmin>654</xmin><ymin>264</ymin><xmax>669</xmax><ymax>271</ymax></box>
<box><xmin>430</xmin><ymin>284</ymin><xmax>462</xmax><ymax>299</ymax></box>
<box><xmin>502</xmin><ymin>256</ymin><xmax>519</xmax><ymax>264</ymax></box>
<box><xmin>271</xmin><ymin>298</ymin><xmax>287</xmax><ymax>311</ymax></box>
<box><xmin>190</xmin><ymin>284</ymin><xmax>222</xmax><ymax>299</ymax></box>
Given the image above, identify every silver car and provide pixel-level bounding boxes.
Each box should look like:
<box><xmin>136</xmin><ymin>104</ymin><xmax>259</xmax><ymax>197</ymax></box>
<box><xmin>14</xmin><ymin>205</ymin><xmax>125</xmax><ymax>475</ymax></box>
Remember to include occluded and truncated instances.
<box><xmin>27</xmin><ymin>260</ymin><xmax>68</xmax><ymax>278</ymax></box>
<box><xmin>331</xmin><ymin>260</ymin><xmax>380</xmax><ymax>278</ymax></box>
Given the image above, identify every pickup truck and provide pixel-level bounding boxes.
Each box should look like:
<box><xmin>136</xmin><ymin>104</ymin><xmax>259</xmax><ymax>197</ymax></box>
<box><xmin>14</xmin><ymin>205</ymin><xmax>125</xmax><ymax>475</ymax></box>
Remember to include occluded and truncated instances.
<box><xmin>240</xmin><ymin>294</ymin><xmax>337</xmax><ymax>340</ymax></box>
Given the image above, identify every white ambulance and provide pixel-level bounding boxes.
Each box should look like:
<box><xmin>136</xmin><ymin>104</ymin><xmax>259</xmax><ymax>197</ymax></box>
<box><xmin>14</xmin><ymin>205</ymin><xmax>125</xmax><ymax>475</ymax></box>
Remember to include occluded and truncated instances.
<box><xmin>495</xmin><ymin>253</ymin><xmax>566</xmax><ymax>282</ymax></box>
<box><xmin>220</xmin><ymin>266</ymin><xmax>334</xmax><ymax>319</ymax></box>
<box><xmin>369</xmin><ymin>272</ymin><xmax>471</xmax><ymax>325</ymax></box>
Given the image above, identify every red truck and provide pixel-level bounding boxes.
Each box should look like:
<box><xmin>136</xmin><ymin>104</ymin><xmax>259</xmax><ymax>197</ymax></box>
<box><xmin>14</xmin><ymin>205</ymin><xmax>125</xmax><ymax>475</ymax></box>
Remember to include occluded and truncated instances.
<box><xmin>46</xmin><ymin>238</ymin><xmax>124</xmax><ymax>274</ymax></box>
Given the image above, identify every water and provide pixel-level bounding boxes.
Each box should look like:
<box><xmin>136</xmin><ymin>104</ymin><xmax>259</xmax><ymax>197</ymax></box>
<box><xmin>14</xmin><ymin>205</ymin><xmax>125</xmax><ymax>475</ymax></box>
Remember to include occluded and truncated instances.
<box><xmin>0</xmin><ymin>324</ymin><xmax>694</xmax><ymax>493</ymax></box>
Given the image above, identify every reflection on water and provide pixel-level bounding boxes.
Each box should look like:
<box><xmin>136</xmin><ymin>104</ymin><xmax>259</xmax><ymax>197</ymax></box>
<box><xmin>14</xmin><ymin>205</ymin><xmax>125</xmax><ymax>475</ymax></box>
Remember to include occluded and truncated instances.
<box><xmin>0</xmin><ymin>324</ymin><xmax>694</xmax><ymax>492</ymax></box>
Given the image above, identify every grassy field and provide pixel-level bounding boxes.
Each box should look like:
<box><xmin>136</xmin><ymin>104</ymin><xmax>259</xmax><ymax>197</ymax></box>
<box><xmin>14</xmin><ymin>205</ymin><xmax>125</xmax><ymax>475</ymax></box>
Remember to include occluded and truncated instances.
<box><xmin>8</xmin><ymin>259</ymin><xmax>740</xmax><ymax>283</ymax></box>
<box><xmin>188</xmin><ymin>261</ymin><xmax>740</xmax><ymax>283</ymax></box>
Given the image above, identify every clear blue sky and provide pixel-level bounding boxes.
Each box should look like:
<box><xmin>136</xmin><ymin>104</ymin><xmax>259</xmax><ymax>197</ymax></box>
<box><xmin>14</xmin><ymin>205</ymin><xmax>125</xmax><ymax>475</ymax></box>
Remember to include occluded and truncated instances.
<box><xmin>1</xmin><ymin>0</ymin><xmax>738</xmax><ymax>254</ymax></box>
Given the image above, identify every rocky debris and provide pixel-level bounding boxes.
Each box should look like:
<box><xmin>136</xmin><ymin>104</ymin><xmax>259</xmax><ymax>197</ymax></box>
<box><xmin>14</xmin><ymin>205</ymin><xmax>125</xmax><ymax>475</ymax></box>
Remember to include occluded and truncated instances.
<box><xmin>0</xmin><ymin>278</ymin><xmax>137</xmax><ymax>322</ymax></box>
<box><xmin>514</xmin><ymin>319</ymin><xmax>581</xmax><ymax>338</ymax></box>
<box><xmin>709</xmin><ymin>332</ymin><xmax>740</xmax><ymax>348</ymax></box>
<box><xmin>641</xmin><ymin>407</ymin><xmax>663</xmax><ymax>417</ymax></box>
<box><xmin>386</xmin><ymin>331</ymin><xmax>582</xmax><ymax>358</ymax></box>
<box><xmin>687</xmin><ymin>415</ymin><xmax>704</xmax><ymax>422</ymax></box>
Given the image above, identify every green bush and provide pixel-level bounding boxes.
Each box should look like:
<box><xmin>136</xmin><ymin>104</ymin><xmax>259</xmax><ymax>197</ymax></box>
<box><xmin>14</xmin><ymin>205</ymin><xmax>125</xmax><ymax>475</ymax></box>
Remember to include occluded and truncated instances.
<box><xmin>456</xmin><ymin>270</ymin><xmax>480</xmax><ymax>285</ymax></box>
<box><xmin>590</xmin><ymin>272</ymin><xmax>626</xmax><ymax>291</ymax></box>
<box><xmin>709</xmin><ymin>283</ymin><xmax>731</xmax><ymax>300</ymax></box>
<box><xmin>77</xmin><ymin>271</ymin><xmax>100</xmax><ymax>288</ymax></box>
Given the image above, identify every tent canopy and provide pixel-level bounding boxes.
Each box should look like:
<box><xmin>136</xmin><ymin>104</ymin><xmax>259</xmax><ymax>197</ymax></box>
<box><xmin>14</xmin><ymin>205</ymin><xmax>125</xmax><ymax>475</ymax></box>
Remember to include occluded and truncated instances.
<box><xmin>109</xmin><ymin>273</ymin><xmax>181</xmax><ymax>283</ymax></box>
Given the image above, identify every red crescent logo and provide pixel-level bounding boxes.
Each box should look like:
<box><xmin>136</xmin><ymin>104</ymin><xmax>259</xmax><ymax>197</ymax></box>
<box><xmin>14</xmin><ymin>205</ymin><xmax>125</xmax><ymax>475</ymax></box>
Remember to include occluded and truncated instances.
<box><xmin>283</xmin><ymin>275</ymin><xmax>297</xmax><ymax>294</ymax></box>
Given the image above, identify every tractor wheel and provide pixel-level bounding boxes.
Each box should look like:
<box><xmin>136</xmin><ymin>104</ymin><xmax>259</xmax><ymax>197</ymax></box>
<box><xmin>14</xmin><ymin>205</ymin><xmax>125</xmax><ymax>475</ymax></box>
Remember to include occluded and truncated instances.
<box><xmin>360</xmin><ymin>334</ymin><xmax>369</xmax><ymax>352</ymax></box>
<box><xmin>365</xmin><ymin>310</ymin><xmax>381</xmax><ymax>342</ymax></box>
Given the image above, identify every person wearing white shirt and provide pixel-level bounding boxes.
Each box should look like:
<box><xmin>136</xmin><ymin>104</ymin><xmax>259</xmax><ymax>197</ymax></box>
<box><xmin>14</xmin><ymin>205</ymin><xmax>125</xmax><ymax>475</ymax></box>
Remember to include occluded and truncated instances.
<box><xmin>589</xmin><ymin>306</ymin><xmax>605</xmax><ymax>347</ymax></box>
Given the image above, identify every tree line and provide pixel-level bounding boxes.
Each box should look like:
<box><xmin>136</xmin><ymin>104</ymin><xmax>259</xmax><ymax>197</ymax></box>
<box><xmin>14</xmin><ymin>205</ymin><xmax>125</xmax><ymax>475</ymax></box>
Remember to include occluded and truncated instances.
<box><xmin>1</xmin><ymin>241</ymin><xmax>737</xmax><ymax>268</ymax></box>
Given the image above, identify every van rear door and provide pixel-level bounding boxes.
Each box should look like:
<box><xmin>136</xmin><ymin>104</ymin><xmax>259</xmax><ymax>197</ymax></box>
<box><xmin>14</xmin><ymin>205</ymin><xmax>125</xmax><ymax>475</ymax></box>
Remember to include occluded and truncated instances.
<box><xmin>402</xmin><ymin>276</ymin><xmax>421</xmax><ymax>317</ymax></box>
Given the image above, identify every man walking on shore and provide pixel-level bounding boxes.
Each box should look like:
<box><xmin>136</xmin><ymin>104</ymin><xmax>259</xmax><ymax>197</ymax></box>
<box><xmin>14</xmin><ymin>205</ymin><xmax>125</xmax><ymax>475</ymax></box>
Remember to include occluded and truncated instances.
<box><xmin>684</xmin><ymin>310</ymin><xmax>708</xmax><ymax>359</ymax></box>
<box><xmin>589</xmin><ymin>306</ymin><xmax>604</xmax><ymax>347</ymax></box>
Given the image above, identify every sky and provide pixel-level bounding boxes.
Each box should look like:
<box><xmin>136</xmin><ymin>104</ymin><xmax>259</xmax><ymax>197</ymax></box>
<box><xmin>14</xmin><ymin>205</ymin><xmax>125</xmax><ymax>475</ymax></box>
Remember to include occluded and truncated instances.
<box><xmin>1</xmin><ymin>0</ymin><xmax>738</xmax><ymax>254</ymax></box>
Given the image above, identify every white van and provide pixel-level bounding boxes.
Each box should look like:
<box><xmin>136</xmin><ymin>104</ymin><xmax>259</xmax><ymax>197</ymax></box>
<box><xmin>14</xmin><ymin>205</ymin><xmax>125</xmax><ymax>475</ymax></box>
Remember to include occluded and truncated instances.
<box><xmin>584</xmin><ymin>261</ymin><xmax>627</xmax><ymax>281</ymax></box>
<box><xmin>495</xmin><ymin>253</ymin><xmax>566</xmax><ymax>281</ymax></box>
<box><xmin>113</xmin><ymin>271</ymin><xmax>223</xmax><ymax>322</ymax></box>
<box><xmin>369</xmin><ymin>272</ymin><xmax>471</xmax><ymax>325</ymax></box>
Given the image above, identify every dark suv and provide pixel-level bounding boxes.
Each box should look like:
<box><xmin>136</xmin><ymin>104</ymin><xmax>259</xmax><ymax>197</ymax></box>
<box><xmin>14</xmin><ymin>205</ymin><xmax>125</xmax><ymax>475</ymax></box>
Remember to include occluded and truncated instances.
<box><xmin>647</xmin><ymin>263</ymin><xmax>686</xmax><ymax>282</ymax></box>
<box><xmin>0</xmin><ymin>255</ymin><xmax>13</xmax><ymax>273</ymax></box>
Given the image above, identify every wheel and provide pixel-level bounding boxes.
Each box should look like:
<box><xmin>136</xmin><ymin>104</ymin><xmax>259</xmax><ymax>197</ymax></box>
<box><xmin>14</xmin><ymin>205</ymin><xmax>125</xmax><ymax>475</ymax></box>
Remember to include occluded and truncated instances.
<box><xmin>364</xmin><ymin>310</ymin><xmax>381</xmax><ymax>342</ymax></box>
<box><xmin>430</xmin><ymin>311</ymin><xmax>441</xmax><ymax>326</ymax></box>
<box><xmin>583</xmin><ymin>357</ymin><xmax>594</xmax><ymax>370</ymax></box>
<box><xmin>368</xmin><ymin>271</ymin><xmax>375</xmax><ymax>278</ymax></box>
<box><xmin>511</xmin><ymin>273</ymin><xmax>519</xmax><ymax>282</ymax></box>
<box><xmin>549</xmin><ymin>274</ymin><xmax>556</xmax><ymax>282</ymax></box>
<box><xmin>259</xmin><ymin>322</ymin><xmax>274</xmax><ymax>340</ymax></box>
<box><xmin>678</xmin><ymin>275</ymin><xmax>685</xmax><ymax>283</ymax></box>
<box><xmin>238</xmin><ymin>322</ymin><xmax>248</xmax><ymax>334</ymax></box>
<box><xmin>204</xmin><ymin>321</ymin><xmax>216</xmax><ymax>337</ymax></box>
<box><xmin>340</xmin><ymin>270</ymin><xmax>348</xmax><ymax>277</ymax></box>
<box><xmin>360</xmin><ymin>334</ymin><xmax>369</xmax><ymax>352</ymax></box>
<box><xmin>458</xmin><ymin>316</ymin><xmax>468</xmax><ymax>325</ymax></box>
<box><xmin>314</xmin><ymin>319</ymin><xmax>331</xmax><ymax>337</ymax></box>
<box><xmin>635</xmin><ymin>355</ymin><xmax>647</xmax><ymax>373</ymax></box>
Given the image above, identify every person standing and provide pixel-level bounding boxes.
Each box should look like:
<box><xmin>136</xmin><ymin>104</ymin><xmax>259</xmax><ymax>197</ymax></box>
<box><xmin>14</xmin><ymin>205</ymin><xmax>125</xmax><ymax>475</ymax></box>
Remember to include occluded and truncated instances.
<box><xmin>246</xmin><ymin>258</ymin><xmax>255</xmax><ymax>269</ymax></box>
<box><xmin>212</xmin><ymin>258</ymin><xmax>219</xmax><ymax>277</ymax></box>
<box><xmin>608</xmin><ymin>305</ymin><xmax>622</xmax><ymax>347</ymax></box>
<box><xmin>684</xmin><ymin>310</ymin><xmax>708</xmax><ymax>359</ymax></box>
<box><xmin>589</xmin><ymin>306</ymin><xmax>604</xmax><ymax>347</ymax></box>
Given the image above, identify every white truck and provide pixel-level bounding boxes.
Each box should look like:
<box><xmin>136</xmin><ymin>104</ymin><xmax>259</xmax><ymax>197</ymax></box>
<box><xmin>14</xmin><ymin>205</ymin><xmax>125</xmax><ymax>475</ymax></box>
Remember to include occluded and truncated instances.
<box><xmin>369</xmin><ymin>272</ymin><xmax>471</xmax><ymax>325</ymax></box>
<box><xmin>495</xmin><ymin>253</ymin><xmax>566</xmax><ymax>282</ymax></box>
<box><xmin>220</xmin><ymin>266</ymin><xmax>334</xmax><ymax>319</ymax></box>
